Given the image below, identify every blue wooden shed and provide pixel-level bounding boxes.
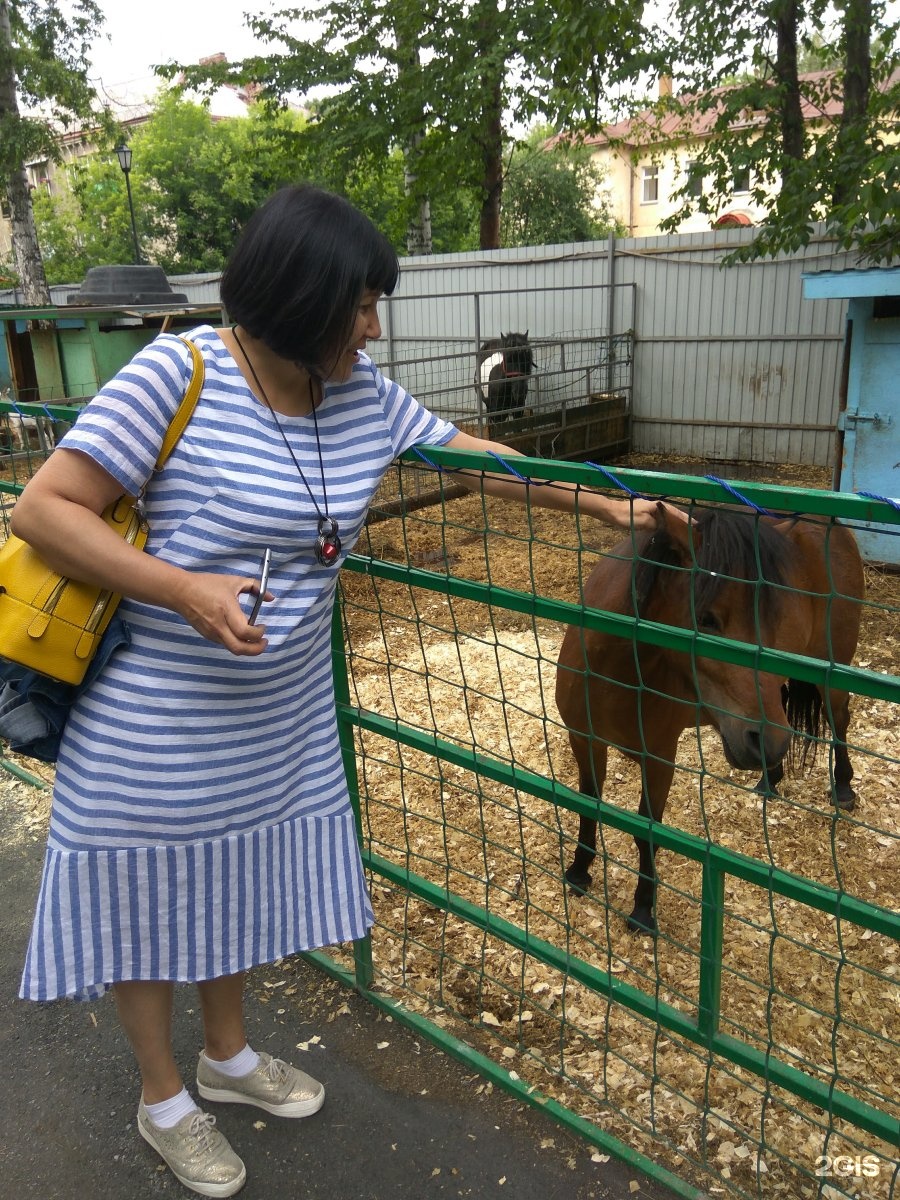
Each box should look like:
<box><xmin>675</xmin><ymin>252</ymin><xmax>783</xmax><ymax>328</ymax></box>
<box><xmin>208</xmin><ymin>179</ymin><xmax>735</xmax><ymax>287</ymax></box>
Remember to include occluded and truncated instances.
<box><xmin>803</xmin><ymin>266</ymin><xmax>900</xmax><ymax>565</ymax></box>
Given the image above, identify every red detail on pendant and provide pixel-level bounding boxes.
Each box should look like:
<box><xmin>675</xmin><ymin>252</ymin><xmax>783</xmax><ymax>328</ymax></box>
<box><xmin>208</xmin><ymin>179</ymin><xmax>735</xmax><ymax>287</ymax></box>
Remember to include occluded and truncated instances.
<box><xmin>321</xmin><ymin>538</ymin><xmax>340</xmax><ymax>564</ymax></box>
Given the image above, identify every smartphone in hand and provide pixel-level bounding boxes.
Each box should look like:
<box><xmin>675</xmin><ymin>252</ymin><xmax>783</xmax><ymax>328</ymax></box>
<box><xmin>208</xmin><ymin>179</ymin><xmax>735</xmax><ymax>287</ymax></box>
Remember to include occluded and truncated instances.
<box><xmin>247</xmin><ymin>548</ymin><xmax>272</xmax><ymax>625</ymax></box>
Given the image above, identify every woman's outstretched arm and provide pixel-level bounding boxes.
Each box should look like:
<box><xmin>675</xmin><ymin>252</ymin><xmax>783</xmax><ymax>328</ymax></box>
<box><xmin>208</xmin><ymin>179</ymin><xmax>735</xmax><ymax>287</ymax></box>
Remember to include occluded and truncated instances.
<box><xmin>442</xmin><ymin>429</ymin><xmax>687</xmax><ymax>531</ymax></box>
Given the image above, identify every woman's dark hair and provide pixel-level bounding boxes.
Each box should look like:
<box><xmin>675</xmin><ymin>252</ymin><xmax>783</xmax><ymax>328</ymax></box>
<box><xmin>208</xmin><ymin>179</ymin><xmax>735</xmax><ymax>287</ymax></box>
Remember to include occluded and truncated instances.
<box><xmin>220</xmin><ymin>185</ymin><xmax>400</xmax><ymax>372</ymax></box>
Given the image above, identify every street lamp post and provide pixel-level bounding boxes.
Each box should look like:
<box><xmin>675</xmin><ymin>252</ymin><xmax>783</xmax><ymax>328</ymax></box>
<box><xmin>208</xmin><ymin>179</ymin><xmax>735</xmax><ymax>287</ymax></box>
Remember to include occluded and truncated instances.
<box><xmin>114</xmin><ymin>144</ymin><xmax>141</xmax><ymax>264</ymax></box>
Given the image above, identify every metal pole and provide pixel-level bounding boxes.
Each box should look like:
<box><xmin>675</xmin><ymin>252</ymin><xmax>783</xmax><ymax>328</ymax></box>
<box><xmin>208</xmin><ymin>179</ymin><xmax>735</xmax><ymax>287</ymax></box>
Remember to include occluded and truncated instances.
<box><xmin>123</xmin><ymin>170</ymin><xmax>140</xmax><ymax>264</ymax></box>
<box><xmin>607</xmin><ymin>231</ymin><xmax>616</xmax><ymax>395</ymax></box>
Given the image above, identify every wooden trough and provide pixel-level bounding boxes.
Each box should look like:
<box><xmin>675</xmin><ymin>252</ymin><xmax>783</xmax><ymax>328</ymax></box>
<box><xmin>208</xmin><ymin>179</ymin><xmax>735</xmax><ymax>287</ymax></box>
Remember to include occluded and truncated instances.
<box><xmin>489</xmin><ymin>392</ymin><xmax>631</xmax><ymax>460</ymax></box>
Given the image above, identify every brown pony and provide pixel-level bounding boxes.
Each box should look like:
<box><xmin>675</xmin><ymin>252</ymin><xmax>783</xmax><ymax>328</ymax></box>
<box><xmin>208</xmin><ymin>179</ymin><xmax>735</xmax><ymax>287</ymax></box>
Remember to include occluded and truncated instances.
<box><xmin>555</xmin><ymin>504</ymin><xmax>865</xmax><ymax>933</ymax></box>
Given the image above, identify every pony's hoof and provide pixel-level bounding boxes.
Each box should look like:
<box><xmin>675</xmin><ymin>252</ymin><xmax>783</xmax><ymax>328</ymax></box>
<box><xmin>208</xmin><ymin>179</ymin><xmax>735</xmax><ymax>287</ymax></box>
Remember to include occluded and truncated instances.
<box><xmin>626</xmin><ymin>909</ymin><xmax>657</xmax><ymax>935</ymax></box>
<box><xmin>565</xmin><ymin>868</ymin><xmax>592</xmax><ymax>896</ymax></box>
<box><xmin>835</xmin><ymin>789</ymin><xmax>857</xmax><ymax>812</ymax></box>
<box><xmin>754</xmin><ymin>778</ymin><xmax>780</xmax><ymax>797</ymax></box>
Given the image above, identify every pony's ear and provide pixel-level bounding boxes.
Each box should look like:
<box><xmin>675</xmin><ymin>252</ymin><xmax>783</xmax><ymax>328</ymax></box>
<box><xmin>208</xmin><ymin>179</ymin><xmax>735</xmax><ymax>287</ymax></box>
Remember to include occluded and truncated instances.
<box><xmin>770</xmin><ymin>517</ymin><xmax>795</xmax><ymax>538</ymax></box>
<box><xmin>655</xmin><ymin>502</ymin><xmax>696</xmax><ymax>562</ymax></box>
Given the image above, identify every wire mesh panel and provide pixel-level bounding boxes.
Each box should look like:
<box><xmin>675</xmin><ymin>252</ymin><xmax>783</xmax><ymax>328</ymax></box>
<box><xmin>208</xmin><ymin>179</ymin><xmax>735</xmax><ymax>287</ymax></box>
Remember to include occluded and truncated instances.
<box><xmin>0</xmin><ymin>400</ymin><xmax>82</xmax><ymax>535</ymax></box>
<box><xmin>368</xmin><ymin>283</ymin><xmax>634</xmax><ymax>509</ymax></box>
<box><xmin>378</xmin><ymin>282</ymin><xmax>635</xmax><ymax>427</ymax></box>
<box><xmin>327</xmin><ymin>456</ymin><xmax>900</xmax><ymax>1200</ymax></box>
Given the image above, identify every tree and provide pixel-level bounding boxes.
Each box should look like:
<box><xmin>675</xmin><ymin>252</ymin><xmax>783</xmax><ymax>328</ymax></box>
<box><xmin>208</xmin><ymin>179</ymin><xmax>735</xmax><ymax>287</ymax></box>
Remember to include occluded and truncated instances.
<box><xmin>30</xmin><ymin>92</ymin><xmax>482</xmax><ymax>281</ymax></box>
<box><xmin>169</xmin><ymin>0</ymin><xmax>652</xmax><ymax>251</ymax></box>
<box><xmin>593</xmin><ymin>0</ymin><xmax>900</xmax><ymax>263</ymax></box>
<box><xmin>500</xmin><ymin>128</ymin><xmax>623</xmax><ymax>247</ymax></box>
<box><xmin>0</xmin><ymin>0</ymin><xmax>106</xmax><ymax>303</ymax></box>
<box><xmin>126</xmin><ymin>95</ymin><xmax>311</xmax><ymax>272</ymax></box>
<box><xmin>31</xmin><ymin>96</ymin><xmax>316</xmax><ymax>280</ymax></box>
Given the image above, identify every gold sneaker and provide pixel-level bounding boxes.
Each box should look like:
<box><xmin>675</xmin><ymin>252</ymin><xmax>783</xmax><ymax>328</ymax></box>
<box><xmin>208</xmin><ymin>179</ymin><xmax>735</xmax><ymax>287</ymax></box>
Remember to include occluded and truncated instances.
<box><xmin>197</xmin><ymin>1050</ymin><xmax>325</xmax><ymax>1118</ymax></box>
<box><xmin>137</xmin><ymin>1099</ymin><xmax>246</xmax><ymax>1197</ymax></box>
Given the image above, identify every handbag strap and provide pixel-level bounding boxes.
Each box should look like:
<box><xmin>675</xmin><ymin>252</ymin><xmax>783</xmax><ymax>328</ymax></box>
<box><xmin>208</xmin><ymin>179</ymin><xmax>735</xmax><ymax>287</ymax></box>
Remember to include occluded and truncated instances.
<box><xmin>155</xmin><ymin>336</ymin><xmax>205</xmax><ymax>470</ymax></box>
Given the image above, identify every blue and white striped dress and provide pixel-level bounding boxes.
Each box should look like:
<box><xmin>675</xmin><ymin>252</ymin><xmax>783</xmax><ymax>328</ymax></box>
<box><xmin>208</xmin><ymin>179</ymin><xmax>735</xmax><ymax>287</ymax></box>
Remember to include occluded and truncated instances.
<box><xmin>20</xmin><ymin>327</ymin><xmax>457</xmax><ymax>1001</ymax></box>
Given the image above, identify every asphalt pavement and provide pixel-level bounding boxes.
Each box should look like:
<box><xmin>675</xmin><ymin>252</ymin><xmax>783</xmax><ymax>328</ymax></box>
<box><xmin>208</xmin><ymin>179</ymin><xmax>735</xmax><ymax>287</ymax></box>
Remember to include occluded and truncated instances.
<box><xmin>0</xmin><ymin>791</ymin><xmax>688</xmax><ymax>1200</ymax></box>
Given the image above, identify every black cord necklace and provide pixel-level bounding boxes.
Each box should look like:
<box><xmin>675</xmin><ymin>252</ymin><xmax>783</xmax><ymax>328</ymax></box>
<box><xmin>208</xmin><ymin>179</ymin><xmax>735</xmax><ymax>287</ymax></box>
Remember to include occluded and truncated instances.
<box><xmin>231</xmin><ymin>326</ymin><xmax>342</xmax><ymax>567</ymax></box>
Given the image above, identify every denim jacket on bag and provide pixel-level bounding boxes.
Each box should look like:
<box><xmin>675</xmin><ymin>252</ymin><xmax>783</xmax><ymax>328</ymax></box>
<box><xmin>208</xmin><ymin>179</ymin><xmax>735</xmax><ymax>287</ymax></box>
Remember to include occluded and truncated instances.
<box><xmin>0</xmin><ymin>616</ymin><xmax>131</xmax><ymax>763</ymax></box>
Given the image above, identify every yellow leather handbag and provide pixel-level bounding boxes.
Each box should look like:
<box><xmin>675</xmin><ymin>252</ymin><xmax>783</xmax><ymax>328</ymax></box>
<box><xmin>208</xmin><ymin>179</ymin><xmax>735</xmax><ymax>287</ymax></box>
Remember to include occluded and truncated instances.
<box><xmin>0</xmin><ymin>337</ymin><xmax>204</xmax><ymax>685</ymax></box>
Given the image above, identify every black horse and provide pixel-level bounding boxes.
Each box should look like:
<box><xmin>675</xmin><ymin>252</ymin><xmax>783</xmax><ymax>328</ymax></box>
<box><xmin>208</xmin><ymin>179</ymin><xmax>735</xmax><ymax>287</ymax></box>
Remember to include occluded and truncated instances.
<box><xmin>475</xmin><ymin>332</ymin><xmax>535</xmax><ymax>426</ymax></box>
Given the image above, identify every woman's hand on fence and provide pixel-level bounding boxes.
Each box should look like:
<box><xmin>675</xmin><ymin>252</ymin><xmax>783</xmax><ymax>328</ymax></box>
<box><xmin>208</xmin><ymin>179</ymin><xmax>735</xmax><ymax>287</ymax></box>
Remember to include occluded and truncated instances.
<box><xmin>618</xmin><ymin>499</ymin><xmax>692</xmax><ymax>531</ymax></box>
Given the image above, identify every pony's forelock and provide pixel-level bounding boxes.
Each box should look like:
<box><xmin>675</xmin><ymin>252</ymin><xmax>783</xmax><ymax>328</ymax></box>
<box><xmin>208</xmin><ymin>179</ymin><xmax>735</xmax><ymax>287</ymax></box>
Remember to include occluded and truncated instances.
<box><xmin>634</xmin><ymin>510</ymin><xmax>791</xmax><ymax>618</ymax></box>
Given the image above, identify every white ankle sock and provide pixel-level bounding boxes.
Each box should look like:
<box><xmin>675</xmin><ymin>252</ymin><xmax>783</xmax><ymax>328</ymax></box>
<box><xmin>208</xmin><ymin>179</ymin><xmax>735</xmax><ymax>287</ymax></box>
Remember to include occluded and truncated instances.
<box><xmin>144</xmin><ymin>1086</ymin><xmax>199</xmax><ymax>1129</ymax></box>
<box><xmin>202</xmin><ymin>1043</ymin><xmax>260</xmax><ymax>1077</ymax></box>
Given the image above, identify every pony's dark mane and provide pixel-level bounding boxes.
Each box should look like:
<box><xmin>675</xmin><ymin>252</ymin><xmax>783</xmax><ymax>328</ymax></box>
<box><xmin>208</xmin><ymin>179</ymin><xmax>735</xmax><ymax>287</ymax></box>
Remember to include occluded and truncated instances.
<box><xmin>634</xmin><ymin>509</ymin><xmax>792</xmax><ymax>617</ymax></box>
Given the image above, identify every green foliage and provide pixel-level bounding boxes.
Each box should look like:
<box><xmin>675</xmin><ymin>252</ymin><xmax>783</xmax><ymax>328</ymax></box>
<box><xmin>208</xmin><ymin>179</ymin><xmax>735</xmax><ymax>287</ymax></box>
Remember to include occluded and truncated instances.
<box><xmin>30</xmin><ymin>96</ymin><xmax>317</xmax><ymax>280</ymax></box>
<box><xmin>644</xmin><ymin>1</ymin><xmax>900</xmax><ymax>264</ymax></box>
<box><xmin>169</xmin><ymin>0</ymin><xmax>651</xmax><ymax>249</ymax></box>
<box><xmin>500</xmin><ymin>128</ymin><xmax>623</xmax><ymax>247</ymax></box>
<box><xmin>0</xmin><ymin>0</ymin><xmax>110</xmax><ymax>175</ymax></box>
<box><xmin>0</xmin><ymin>249</ymin><xmax>18</xmax><ymax>285</ymax></box>
<box><xmin>127</xmin><ymin>95</ymin><xmax>308</xmax><ymax>272</ymax></box>
<box><xmin>29</xmin><ymin>90</ymin><xmax>485</xmax><ymax>281</ymax></box>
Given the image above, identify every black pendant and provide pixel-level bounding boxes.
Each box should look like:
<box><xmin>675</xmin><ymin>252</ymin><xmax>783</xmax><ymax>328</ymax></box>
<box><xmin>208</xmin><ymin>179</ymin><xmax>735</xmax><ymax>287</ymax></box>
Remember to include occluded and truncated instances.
<box><xmin>315</xmin><ymin>516</ymin><xmax>342</xmax><ymax>567</ymax></box>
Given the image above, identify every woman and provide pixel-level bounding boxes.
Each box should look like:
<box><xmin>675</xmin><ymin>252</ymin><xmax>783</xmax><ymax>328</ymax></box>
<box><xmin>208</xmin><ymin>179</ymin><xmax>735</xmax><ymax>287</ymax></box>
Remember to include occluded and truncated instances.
<box><xmin>14</xmin><ymin>185</ymin><xmax>677</xmax><ymax>1197</ymax></box>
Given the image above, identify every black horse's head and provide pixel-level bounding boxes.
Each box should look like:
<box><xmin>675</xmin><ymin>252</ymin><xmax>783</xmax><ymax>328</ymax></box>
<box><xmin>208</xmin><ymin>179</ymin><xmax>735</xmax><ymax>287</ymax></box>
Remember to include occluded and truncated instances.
<box><xmin>499</xmin><ymin>331</ymin><xmax>535</xmax><ymax>377</ymax></box>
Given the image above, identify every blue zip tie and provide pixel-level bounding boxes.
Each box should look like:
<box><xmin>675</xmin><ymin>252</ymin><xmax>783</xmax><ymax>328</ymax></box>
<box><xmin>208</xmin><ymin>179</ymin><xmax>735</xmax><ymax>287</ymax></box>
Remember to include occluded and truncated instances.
<box><xmin>705</xmin><ymin>475</ymin><xmax>773</xmax><ymax>516</ymax></box>
<box><xmin>411</xmin><ymin>447</ymin><xmax>443</xmax><ymax>472</ymax></box>
<box><xmin>485</xmin><ymin>451</ymin><xmax>550</xmax><ymax>485</ymax></box>
<box><xmin>585</xmin><ymin>461</ymin><xmax>643</xmax><ymax>499</ymax></box>
<box><xmin>8</xmin><ymin>399</ymin><xmax>54</xmax><ymax>420</ymax></box>
<box><xmin>857</xmin><ymin>490</ymin><xmax>900</xmax><ymax>515</ymax></box>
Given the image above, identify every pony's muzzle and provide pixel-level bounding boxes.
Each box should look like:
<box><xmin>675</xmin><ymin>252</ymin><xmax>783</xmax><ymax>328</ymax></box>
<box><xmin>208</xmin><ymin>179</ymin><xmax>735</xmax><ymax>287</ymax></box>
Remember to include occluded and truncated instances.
<box><xmin>720</xmin><ymin>719</ymin><xmax>792</xmax><ymax>772</ymax></box>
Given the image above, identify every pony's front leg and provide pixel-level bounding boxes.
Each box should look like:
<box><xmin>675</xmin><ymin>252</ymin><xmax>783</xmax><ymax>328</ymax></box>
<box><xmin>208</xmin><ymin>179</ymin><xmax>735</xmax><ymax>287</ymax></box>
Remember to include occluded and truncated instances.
<box><xmin>565</xmin><ymin>745</ymin><xmax>607</xmax><ymax>895</ymax></box>
<box><xmin>827</xmin><ymin>689</ymin><xmax>856</xmax><ymax>811</ymax></box>
<box><xmin>754</xmin><ymin>760</ymin><xmax>785</xmax><ymax>795</ymax></box>
<box><xmin>566</xmin><ymin>814</ymin><xmax>598</xmax><ymax>895</ymax></box>
<box><xmin>628</xmin><ymin>757</ymin><xmax>676</xmax><ymax>934</ymax></box>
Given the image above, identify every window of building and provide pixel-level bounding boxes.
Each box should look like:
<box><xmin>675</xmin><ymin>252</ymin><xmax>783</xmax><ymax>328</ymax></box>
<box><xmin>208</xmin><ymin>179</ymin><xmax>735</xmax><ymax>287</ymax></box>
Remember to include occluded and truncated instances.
<box><xmin>733</xmin><ymin>167</ymin><xmax>751</xmax><ymax>194</ymax></box>
<box><xmin>685</xmin><ymin>159</ymin><xmax>704</xmax><ymax>198</ymax></box>
<box><xmin>641</xmin><ymin>165</ymin><xmax>659</xmax><ymax>204</ymax></box>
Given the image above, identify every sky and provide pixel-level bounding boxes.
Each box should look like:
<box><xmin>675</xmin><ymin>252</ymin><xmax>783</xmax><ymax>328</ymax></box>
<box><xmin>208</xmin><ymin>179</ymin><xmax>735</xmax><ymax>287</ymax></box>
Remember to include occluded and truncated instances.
<box><xmin>85</xmin><ymin>1</ymin><xmax>279</xmax><ymax>100</ymax></box>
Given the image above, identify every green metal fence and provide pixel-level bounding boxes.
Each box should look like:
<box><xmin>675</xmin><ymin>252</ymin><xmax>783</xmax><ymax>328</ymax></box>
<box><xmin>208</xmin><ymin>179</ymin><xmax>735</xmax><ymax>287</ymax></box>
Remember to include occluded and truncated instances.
<box><xmin>320</xmin><ymin>447</ymin><xmax>900</xmax><ymax>1200</ymax></box>
<box><xmin>2</xmin><ymin>406</ymin><xmax>898</xmax><ymax>1197</ymax></box>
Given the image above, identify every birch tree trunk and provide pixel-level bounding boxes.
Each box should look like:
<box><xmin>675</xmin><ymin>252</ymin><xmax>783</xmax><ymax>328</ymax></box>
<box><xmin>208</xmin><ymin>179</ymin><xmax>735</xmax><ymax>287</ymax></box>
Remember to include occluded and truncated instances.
<box><xmin>403</xmin><ymin>131</ymin><xmax>433</xmax><ymax>256</ymax></box>
<box><xmin>0</xmin><ymin>0</ymin><xmax>51</xmax><ymax>306</ymax></box>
